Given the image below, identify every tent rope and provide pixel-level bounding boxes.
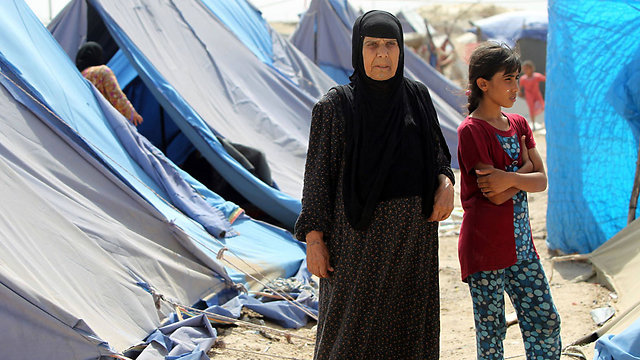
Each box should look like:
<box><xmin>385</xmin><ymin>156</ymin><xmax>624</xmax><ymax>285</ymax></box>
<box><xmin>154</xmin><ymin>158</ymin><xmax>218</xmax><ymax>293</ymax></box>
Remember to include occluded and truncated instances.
<box><xmin>220</xmin><ymin>347</ymin><xmax>307</xmax><ymax>360</ymax></box>
<box><xmin>0</xmin><ymin>68</ymin><xmax>317</xmax><ymax>320</ymax></box>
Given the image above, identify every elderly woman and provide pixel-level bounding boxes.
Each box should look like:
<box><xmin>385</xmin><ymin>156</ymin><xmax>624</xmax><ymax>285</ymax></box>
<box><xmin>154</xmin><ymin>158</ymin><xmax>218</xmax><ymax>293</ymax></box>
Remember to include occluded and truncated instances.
<box><xmin>295</xmin><ymin>10</ymin><xmax>455</xmax><ymax>359</ymax></box>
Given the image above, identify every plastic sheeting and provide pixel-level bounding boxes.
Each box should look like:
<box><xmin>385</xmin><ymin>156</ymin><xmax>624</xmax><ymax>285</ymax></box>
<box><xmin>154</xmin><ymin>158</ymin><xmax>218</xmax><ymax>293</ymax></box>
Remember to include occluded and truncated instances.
<box><xmin>594</xmin><ymin>317</ymin><xmax>640</xmax><ymax>360</ymax></box>
<box><xmin>290</xmin><ymin>0</ymin><xmax>465</xmax><ymax>167</ymax></box>
<box><xmin>545</xmin><ymin>0</ymin><xmax>640</xmax><ymax>254</ymax></box>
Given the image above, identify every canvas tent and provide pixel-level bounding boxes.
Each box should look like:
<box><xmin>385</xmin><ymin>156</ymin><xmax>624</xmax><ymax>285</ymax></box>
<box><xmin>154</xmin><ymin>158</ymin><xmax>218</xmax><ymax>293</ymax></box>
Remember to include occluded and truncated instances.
<box><xmin>50</xmin><ymin>0</ymin><xmax>337</xmax><ymax>229</ymax></box>
<box><xmin>545</xmin><ymin>0</ymin><xmax>640</xmax><ymax>254</ymax></box>
<box><xmin>590</xmin><ymin>219</ymin><xmax>640</xmax><ymax>339</ymax></box>
<box><xmin>290</xmin><ymin>0</ymin><xmax>466</xmax><ymax>167</ymax></box>
<box><xmin>469</xmin><ymin>11</ymin><xmax>548</xmax><ymax>96</ymax></box>
<box><xmin>0</xmin><ymin>1</ymin><xmax>311</xmax><ymax>357</ymax></box>
<box><xmin>559</xmin><ymin>218</ymin><xmax>640</xmax><ymax>358</ymax></box>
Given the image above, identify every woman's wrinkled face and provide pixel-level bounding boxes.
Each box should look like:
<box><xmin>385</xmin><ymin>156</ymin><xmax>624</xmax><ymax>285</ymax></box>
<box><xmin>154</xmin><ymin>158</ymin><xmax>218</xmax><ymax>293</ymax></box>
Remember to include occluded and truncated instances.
<box><xmin>362</xmin><ymin>36</ymin><xmax>400</xmax><ymax>81</ymax></box>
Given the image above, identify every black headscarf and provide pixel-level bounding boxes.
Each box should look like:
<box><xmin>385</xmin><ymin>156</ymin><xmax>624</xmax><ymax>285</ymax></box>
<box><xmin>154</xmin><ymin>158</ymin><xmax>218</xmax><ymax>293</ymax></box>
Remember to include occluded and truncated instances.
<box><xmin>341</xmin><ymin>10</ymin><xmax>438</xmax><ymax>230</ymax></box>
<box><xmin>75</xmin><ymin>41</ymin><xmax>104</xmax><ymax>71</ymax></box>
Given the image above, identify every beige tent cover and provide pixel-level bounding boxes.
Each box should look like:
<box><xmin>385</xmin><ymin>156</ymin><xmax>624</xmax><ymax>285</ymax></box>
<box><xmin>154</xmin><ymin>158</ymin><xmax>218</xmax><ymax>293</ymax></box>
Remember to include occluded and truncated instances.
<box><xmin>589</xmin><ymin>217</ymin><xmax>640</xmax><ymax>336</ymax></box>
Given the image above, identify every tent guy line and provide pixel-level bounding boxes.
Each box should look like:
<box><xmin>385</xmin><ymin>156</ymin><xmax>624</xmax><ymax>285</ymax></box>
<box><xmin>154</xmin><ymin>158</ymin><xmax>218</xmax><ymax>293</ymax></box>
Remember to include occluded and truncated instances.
<box><xmin>0</xmin><ymin>65</ymin><xmax>317</xmax><ymax>323</ymax></box>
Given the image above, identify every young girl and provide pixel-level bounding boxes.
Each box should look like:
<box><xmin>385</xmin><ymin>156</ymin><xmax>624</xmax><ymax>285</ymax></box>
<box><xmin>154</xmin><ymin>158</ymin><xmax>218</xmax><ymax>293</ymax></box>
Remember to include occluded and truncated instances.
<box><xmin>457</xmin><ymin>43</ymin><xmax>561</xmax><ymax>360</ymax></box>
<box><xmin>518</xmin><ymin>60</ymin><xmax>546</xmax><ymax>130</ymax></box>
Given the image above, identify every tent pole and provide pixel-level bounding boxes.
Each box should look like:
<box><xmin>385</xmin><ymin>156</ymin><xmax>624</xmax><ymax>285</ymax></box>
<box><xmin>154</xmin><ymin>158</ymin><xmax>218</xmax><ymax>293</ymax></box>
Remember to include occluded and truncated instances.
<box><xmin>628</xmin><ymin>143</ymin><xmax>640</xmax><ymax>225</ymax></box>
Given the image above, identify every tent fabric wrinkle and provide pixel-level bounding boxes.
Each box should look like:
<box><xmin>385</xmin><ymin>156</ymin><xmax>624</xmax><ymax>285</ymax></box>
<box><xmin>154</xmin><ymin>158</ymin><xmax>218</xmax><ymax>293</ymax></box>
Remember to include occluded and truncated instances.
<box><xmin>136</xmin><ymin>315</ymin><xmax>217</xmax><ymax>360</ymax></box>
<box><xmin>92</xmin><ymin>83</ymin><xmax>236</xmax><ymax>238</ymax></box>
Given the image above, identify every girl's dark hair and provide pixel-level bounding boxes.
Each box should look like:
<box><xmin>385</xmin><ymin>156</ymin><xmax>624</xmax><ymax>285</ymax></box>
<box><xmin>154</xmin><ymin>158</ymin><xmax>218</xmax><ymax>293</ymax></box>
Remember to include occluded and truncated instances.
<box><xmin>467</xmin><ymin>42</ymin><xmax>521</xmax><ymax>114</ymax></box>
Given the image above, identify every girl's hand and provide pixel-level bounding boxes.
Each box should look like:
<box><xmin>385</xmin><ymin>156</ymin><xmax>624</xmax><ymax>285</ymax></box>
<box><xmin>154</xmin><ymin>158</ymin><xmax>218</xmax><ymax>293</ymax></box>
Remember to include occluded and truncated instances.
<box><xmin>306</xmin><ymin>231</ymin><xmax>333</xmax><ymax>278</ymax></box>
<box><xmin>476</xmin><ymin>167</ymin><xmax>513</xmax><ymax>196</ymax></box>
<box><xmin>518</xmin><ymin>135</ymin><xmax>533</xmax><ymax>173</ymax></box>
<box><xmin>428</xmin><ymin>175</ymin><xmax>454</xmax><ymax>222</ymax></box>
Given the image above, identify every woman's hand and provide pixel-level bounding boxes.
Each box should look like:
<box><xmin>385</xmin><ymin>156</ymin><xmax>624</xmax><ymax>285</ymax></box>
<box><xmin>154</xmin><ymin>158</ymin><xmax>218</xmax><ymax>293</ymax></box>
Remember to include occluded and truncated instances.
<box><xmin>428</xmin><ymin>174</ymin><xmax>454</xmax><ymax>222</ymax></box>
<box><xmin>306</xmin><ymin>231</ymin><xmax>333</xmax><ymax>278</ymax></box>
<box><xmin>476</xmin><ymin>167</ymin><xmax>514</xmax><ymax>197</ymax></box>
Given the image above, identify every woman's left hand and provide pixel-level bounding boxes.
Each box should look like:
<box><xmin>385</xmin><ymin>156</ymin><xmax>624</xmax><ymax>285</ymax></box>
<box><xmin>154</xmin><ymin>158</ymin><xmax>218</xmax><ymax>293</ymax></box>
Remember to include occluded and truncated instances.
<box><xmin>428</xmin><ymin>175</ymin><xmax>454</xmax><ymax>222</ymax></box>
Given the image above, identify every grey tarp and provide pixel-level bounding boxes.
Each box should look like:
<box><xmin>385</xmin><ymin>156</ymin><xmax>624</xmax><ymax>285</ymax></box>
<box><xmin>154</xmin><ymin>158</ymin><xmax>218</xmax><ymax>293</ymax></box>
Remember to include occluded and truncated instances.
<box><xmin>0</xmin><ymin>82</ymin><xmax>229</xmax><ymax>356</ymax></box>
<box><xmin>87</xmin><ymin>0</ymin><xmax>317</xmax><ymax>199</ymax></box>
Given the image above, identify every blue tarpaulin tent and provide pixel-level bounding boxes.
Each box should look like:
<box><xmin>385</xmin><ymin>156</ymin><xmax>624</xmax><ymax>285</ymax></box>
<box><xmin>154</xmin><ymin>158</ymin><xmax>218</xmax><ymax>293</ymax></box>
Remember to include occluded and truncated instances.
<box><xmin>469</xmin><ymin>11</ymin><xmax>547</xmax><ymax>48</ymax></box>
<box><xmin>290</xmin><ymin>0</ymin><xmax>466</xmax><ymax>167</ymax></box>
<box><xmin>50</xmin><ymin>0</ymin><xmax>338</xmax><ymax>229</ymax></box>
<box><xmin>0</xmin><ymin>1</ymin><xmax>312</xmax><ymax>357</ymax></box>
<box><xmin>545</xmin><ymin>0</ymin><xmax>640</xmax><ymax>254</ymax></box>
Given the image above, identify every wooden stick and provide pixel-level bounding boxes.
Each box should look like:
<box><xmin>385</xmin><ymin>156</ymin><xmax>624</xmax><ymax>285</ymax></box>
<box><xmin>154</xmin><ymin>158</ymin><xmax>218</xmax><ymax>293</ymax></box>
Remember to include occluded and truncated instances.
<box><xmin>628</xmin><ymin>144</ymin><xmax>640</xmax><ymax>225</ymax></box>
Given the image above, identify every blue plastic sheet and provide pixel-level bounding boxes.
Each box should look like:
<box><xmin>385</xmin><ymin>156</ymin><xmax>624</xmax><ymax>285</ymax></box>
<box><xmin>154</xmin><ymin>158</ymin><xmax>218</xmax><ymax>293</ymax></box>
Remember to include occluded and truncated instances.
<box><xmin>594</xmin><ymin>317</ymin><xmax>640</xmax><ymax>360</ymax></box>
<box><xmin>138</xmin><ymin>315</ymin><xmax>217</xmax><ymax>360</ymax></box>
<box><xmin>545</xmin><ymin>0</ymin><xmax>640</xmax><ymax>253</ymax></box>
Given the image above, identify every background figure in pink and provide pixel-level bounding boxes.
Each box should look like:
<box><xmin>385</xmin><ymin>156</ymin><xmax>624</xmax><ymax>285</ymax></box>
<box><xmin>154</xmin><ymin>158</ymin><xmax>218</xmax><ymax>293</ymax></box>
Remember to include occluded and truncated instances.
<box><xmin>518</xmin><ymin>60</ymin><xmax>545</xmax><ymax>130</ymax></box>
<box><xmin>76</xmin><ymin>42</ymin><xmax>143</xmax><ymax>126</ymax></box>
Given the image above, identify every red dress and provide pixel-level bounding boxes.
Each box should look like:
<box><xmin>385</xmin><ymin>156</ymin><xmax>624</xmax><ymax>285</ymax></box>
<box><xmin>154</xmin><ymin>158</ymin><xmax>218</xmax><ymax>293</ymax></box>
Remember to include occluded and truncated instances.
<box><xmin>456</xmin><ymin>113</ymin><xmax>538</xmax><ymax>281</ymax></box>
<box><xmin>519</xmin><ymin>72</ymin><xmax>546</xmax><ymax>117</ymax></box>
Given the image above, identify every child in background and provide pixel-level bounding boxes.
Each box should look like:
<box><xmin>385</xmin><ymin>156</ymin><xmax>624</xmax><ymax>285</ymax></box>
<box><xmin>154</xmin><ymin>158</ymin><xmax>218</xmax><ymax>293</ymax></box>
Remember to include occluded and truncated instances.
<box><xmin>457</xmin><ymin>43</ymin><xmax>561</xmax><ymax>360</ymax></box>
<box><xmin>518</xmin><ymin>60</ymin><xmax>546</xmax><ymax>130</ymax></box>
<box><xmin>76</xmin><ymin>42</ymin><xmax>143</xmax><ymax>126</ymax></box>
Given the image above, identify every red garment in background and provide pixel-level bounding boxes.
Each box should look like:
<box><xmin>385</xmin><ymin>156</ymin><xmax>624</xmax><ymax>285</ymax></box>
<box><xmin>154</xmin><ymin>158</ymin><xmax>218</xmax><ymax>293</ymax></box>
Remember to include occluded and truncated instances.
<box><xmin>519</xmin><ymin>72</ymin><xmax>546</xmax><ymax>117</ymax></box>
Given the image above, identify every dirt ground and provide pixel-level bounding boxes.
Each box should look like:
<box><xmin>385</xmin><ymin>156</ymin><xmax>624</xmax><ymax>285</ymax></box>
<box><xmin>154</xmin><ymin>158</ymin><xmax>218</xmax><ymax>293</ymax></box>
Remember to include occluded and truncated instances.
<box><xmin>208</xmin><ymin>129</ymin><xmax>614</xmax><ymax>359</ymax></box>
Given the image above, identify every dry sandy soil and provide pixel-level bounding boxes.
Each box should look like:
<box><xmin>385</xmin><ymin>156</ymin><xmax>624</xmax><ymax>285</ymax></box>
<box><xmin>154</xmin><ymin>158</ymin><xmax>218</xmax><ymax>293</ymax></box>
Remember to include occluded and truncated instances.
<box><xmin>206</xmin><ymin>128</ymin><xmax>616</xmax><ymax>359</ymax></box>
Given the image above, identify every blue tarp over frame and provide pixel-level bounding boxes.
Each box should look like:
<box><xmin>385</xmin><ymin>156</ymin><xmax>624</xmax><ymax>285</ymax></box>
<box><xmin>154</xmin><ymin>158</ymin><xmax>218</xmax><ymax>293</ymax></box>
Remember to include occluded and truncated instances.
<box><xmin>545</xmin><ymin>0</ymin><xmax>640</xmax><ymax>254</ymax></box>
<box><xmin>2</xmin><ymin>0</ymin><xmax>306</xmax><ymax>293</ymax></box>
<box><xmin>50</xmin><ymin>0</ymin><xmax>337</xmax><ymax>229</ymax></box>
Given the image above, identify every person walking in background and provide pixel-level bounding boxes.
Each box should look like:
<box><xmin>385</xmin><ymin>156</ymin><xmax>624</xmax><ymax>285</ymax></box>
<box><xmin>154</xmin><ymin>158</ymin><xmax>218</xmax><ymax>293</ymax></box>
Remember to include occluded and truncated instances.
<box><xmin>76</xmin><ymin>42</ymin><xmax>143</xmax><ymax>126</ymax></box>
<box><xmin>518</xmin><ymin>60</ymin><xmax>545</xmax><ymax>130</ymax></box>
<box><xmin>295</xmin><ymin>10</ymin><xmax>455</xmax><ymax>359</ymax></box>
<box><xmin>457</xmin><ymin>43</ymin><xmax>561</xmax><ymax>360</ymax></box>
